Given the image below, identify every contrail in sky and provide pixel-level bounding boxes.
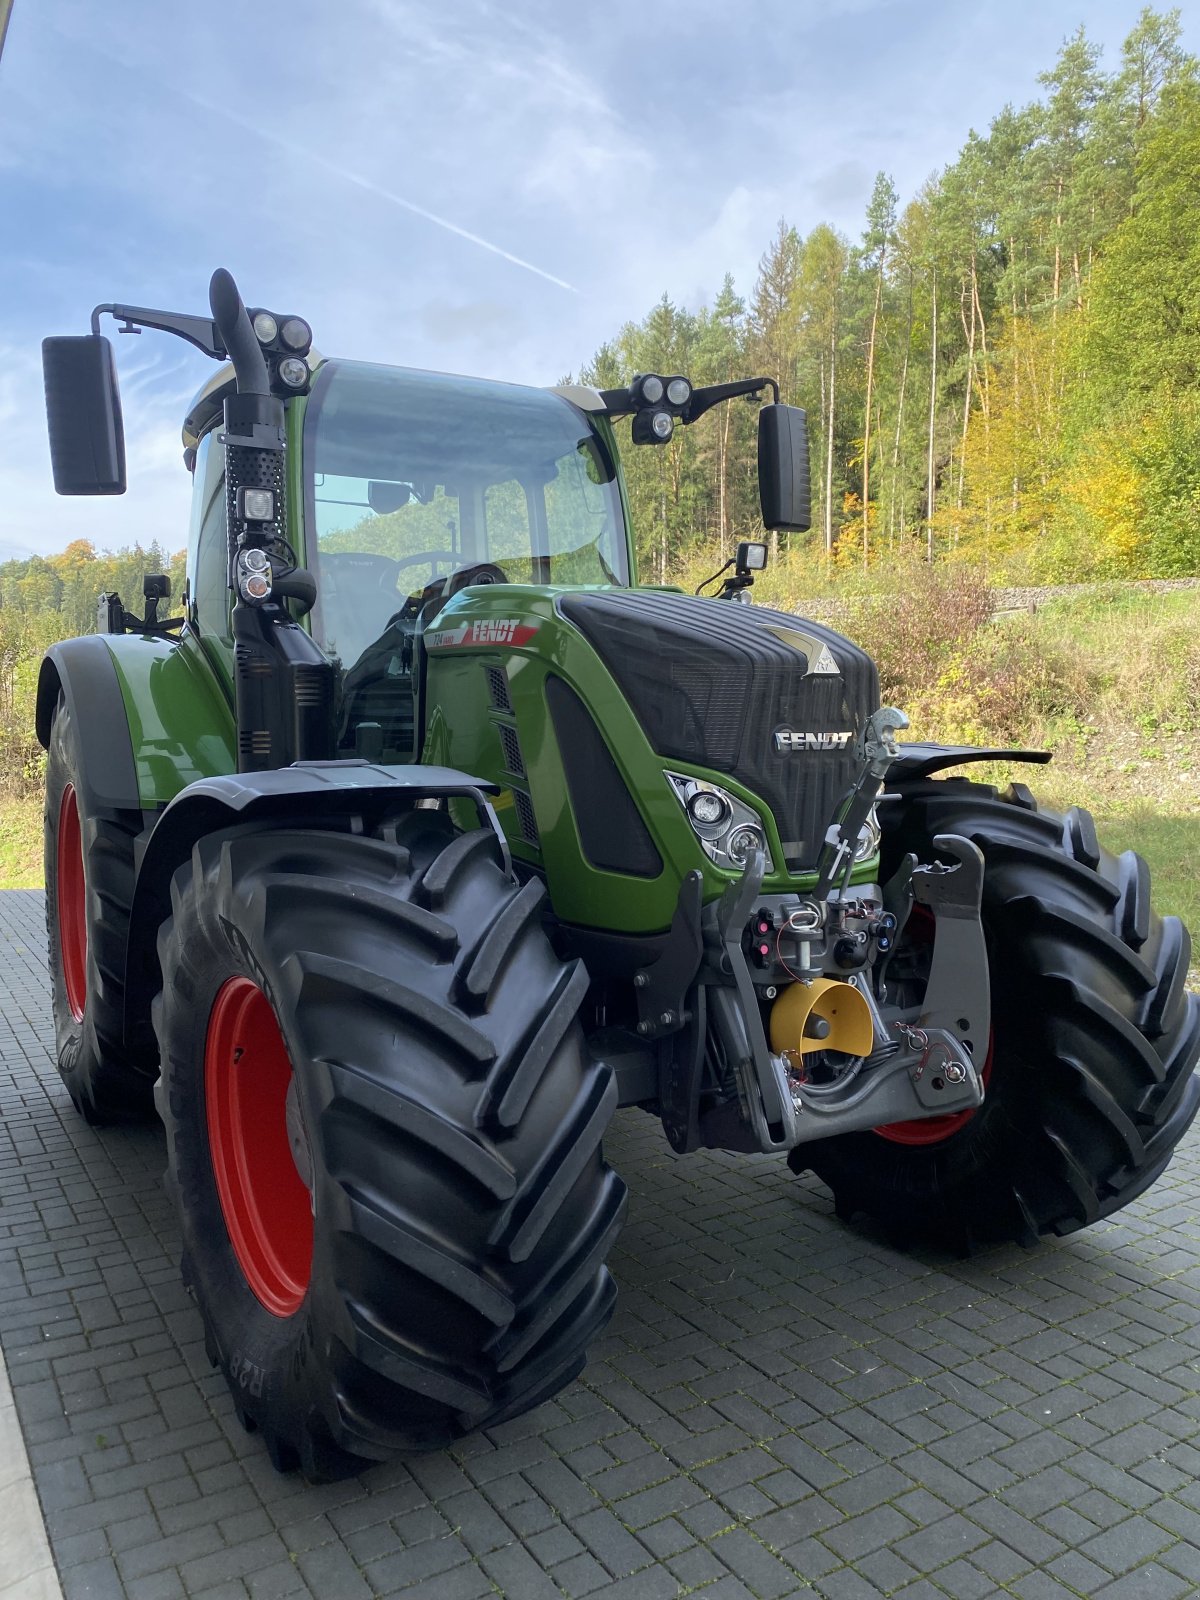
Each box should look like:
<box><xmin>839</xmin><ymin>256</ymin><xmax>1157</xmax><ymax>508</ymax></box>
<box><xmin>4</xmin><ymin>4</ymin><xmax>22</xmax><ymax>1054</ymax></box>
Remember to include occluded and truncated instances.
<box><xmin>50</xmin><ymin>18</ymin><xmax>579</xmax><ymax>295</ymax></box>
<box><xmin>184</xmin><ymin>90</ymin><xmax>579</xmax><ymax>296</ymax></box>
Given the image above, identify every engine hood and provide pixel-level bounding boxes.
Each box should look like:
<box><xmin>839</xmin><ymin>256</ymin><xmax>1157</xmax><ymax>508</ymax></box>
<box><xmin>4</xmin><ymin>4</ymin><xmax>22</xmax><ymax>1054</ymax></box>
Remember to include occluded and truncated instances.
<box><xmin>557</xmin><ymin>590</ymin><xmax>879</xmax><ymax>871</ymax></box>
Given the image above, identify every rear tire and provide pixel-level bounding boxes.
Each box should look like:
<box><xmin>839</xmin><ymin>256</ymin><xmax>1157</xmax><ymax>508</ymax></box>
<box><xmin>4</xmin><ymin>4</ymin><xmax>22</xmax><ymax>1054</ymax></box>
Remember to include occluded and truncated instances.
<box><xmin>790</xmin><ymin>779</ymin><xmax>1200</xmax><ymax>1252</ymax></box>
<box><xmin>44</xmin><ymin>693</ymin><xmax>150</xmax><ymax>1122</ymax></box>
<box><xmin>154</xmin><ymin>813</ymin><xmax>625</xmax><ymax>1477</ymax></box>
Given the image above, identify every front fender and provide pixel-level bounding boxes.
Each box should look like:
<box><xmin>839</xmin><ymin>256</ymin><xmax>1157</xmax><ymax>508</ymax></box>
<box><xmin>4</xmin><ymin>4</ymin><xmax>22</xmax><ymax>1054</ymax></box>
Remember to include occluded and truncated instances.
<box><xmin>123</xmin><ymin>761</ymin><xmax>502</xmax><ymax>1071</ymax></box>
<box><xmin>888</xmin><ymin>742</ymin><xmax>1051</xmax><ymax>782</ymax></box>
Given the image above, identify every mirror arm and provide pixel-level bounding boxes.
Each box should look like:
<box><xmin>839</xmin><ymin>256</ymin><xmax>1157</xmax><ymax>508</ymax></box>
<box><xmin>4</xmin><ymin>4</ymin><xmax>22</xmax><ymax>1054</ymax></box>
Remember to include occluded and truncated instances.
<box><xmin>683</xmin><ymin>376</ymin><xmax>778</xmax><ymax>425</ymax></box>
<box><xmin>599</xmin><ymin>376</ymin><xmax>781</xmax><ymax>423</ymax></box>
<box><xmin>90</xmin><ymin>303</ymin><xmax>227</xmax><ymax>360</ymax></box>
<box><xmin>597</xmin><ymin>386</ymin><xmax>636</xmax><ymax>417</ymax></box>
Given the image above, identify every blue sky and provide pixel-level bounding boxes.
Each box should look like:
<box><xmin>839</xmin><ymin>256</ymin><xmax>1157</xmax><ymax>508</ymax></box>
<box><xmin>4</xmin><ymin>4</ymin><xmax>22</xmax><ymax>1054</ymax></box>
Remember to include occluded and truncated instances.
<box><xmin>1</xmin><ymin>0</ymin><xmax>1193</xmax><ymax>561</ymax></box>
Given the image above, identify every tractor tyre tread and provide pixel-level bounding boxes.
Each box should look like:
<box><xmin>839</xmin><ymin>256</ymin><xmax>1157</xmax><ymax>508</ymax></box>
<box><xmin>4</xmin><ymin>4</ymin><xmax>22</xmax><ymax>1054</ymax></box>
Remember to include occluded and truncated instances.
<box><xmin>790</xmin><ymin>778</ymin><xmax>1200</xmax><ymax>1252</ymax></box>
<box><xmin>44</xmin><ymin>693</ymin><xmax>150</xmax><ymax>1123</ymax></box>
<box><xmin>154</xmin><ymin>815</ymin><xmax>624</xmax><ymax>1476</ymax></box>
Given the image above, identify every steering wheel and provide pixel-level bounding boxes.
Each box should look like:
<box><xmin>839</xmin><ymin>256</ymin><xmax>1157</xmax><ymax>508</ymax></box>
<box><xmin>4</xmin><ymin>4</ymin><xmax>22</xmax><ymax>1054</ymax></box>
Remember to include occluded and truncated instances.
<box><xmin>445</xmin><ymin>561</ymin><xmax>508</xmax><ymax>596</ymax></box>
<box><xmin>393</xmin><ymin>549</ymin><xmax>459</xmax><ymax>578</ymax></box>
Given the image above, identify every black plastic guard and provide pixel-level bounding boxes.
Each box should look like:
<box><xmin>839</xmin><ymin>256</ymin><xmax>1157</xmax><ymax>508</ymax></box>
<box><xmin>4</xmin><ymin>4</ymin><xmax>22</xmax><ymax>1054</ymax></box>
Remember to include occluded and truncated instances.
<box><xmin>889</xmin><ymin>742</ymin><xmax>1051</xmax><ymax>782</ymax></box>
<box><xmin>123</xmin><ymin>762</ymin><xmax>502</xmax><ymax>1071</ymax></box>
<box><xmin>36</xmin><ymin>637</ymin><xmax>142</xmax><ymax>814</ymax></box>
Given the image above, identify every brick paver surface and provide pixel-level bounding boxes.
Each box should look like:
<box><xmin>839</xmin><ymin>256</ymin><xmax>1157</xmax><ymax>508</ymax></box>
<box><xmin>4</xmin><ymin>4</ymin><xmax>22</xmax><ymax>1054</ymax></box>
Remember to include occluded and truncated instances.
<box><xmin>2</xmin><ymin>886</ymin><xmax>1198</xmax><ymax>1599</ymax></box>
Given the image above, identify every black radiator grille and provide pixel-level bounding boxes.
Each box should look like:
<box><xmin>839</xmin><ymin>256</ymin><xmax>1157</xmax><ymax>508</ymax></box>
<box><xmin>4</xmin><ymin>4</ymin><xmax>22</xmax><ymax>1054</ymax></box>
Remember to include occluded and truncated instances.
<box><xmin>558</xmin><ymin>591</ymin><xmax>879</xmax><ymax>870</ymax></box>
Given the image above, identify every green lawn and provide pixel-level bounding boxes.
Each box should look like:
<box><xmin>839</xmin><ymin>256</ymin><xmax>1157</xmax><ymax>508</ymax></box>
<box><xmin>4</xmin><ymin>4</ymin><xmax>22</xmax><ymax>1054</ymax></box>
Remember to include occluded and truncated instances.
<box><xmin>0</xmin><ymin>791</ymin><xmax>43</xmax><ymax>889</ymax></box>
<box><xmin>1094</xmin><ymin>810</ymin><xmax>1200</xmax><ymax>936</ymax></box>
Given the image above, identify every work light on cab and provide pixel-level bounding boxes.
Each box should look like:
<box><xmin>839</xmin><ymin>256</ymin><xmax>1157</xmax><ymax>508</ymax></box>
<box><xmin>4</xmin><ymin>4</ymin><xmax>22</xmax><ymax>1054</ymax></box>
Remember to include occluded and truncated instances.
<box><xmin>279</xmin><ymin>317</ymin><xmax>312</xmax><ymax>353</ymax></box>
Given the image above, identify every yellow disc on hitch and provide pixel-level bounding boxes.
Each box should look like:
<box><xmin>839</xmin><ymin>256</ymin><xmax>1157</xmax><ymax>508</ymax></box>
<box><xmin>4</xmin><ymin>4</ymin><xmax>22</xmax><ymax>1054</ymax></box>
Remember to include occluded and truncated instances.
<box><xmin>769</xmin><ymin>977</ymin><xmax>875</xmax><ymax>1059</ymax></box>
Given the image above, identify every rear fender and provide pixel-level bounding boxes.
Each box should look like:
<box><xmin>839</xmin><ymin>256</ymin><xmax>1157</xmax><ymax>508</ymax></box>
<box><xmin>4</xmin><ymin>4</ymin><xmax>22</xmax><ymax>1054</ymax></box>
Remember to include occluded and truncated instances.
<box><xmin>40</xmin><ymin>631</ymin><xmax>237</xmax><ymax>811</ymax></box>
<box><xmin>36</xmin><ymin>637</ymin><xmax>144</xmax><ymax>820</ymax></box>
<box><xmin>123</xmin><ymin>762</ymin><xmax>502</xmax><ymax>1071</ymax></box>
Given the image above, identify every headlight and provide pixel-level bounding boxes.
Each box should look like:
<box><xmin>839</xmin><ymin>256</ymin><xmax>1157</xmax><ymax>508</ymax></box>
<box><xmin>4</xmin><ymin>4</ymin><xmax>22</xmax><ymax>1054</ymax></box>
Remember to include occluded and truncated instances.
<box><xmin>728</xmin><ymin>824</ymin><xmax>765</xmax><ymax>864</ymax></box>
<box><xmin>855</xmin><ymin>805</ymin><xmax>882</xmax><ymax>861</ymax></box>
<box><xmin>666</xmin><ymin>772</ymin><xmax>774</xmax><ymax>874</ymax></box>
<box><xmin>638</xmin><ymin>373</ymin><xmax>664</xmax><ymax>405</ymax></box>
<box><xmin>278</xmin><ymin>356</ymin><xmax>309</xmax><ymax>389</ymax></box>
<box><xmin>252</xmin><ymin>311</ymin><xmax>279</xmax><ymax>345</ymax></box>
<box><xmin>666</xmin><ymin>376</ymin><xmax>691</xmax><ymax>407</ymax></box>
<box><xmin>687</xmin><ymin>789</ymin><xmax>729</xmax><ymax>829</ymax></box>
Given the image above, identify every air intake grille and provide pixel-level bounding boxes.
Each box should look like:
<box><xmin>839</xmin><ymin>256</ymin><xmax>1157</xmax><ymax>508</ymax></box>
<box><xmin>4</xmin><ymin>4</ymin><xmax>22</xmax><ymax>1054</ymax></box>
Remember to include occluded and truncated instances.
<box><xmin>513</xmin><ymin>790</ymin><xmax>540</xmax><ymax>847</ymax></box>
<box><xmin>497</xmin><ymin>723</ymin><xmax>525</xmax><ymax>777</ymax></box>
<box><xmin>485</xmin><ymin>666</ymin><xmax>513</xmax><ymax>713</ymax></box>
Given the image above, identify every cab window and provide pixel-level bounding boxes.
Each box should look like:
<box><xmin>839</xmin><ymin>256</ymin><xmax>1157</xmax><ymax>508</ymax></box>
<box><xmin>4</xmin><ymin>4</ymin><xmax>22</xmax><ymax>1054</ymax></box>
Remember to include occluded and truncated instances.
<box><xmin>188</xmin><ymin>432</ymin><xmax>230</xmax><ymax>644</ymax></box>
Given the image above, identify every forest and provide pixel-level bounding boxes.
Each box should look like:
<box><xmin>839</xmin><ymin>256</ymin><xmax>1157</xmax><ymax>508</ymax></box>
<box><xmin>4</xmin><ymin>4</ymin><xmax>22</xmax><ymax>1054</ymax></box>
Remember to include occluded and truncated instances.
<box><xmin>579</xmin><ymin>6</ymin><xmax>1200</xmax><ymax>588</ymax></box>
<box><xmin>1</xmin><ymin>7</ymin><xmax>1198</xmax><ymax>885</ymax></box>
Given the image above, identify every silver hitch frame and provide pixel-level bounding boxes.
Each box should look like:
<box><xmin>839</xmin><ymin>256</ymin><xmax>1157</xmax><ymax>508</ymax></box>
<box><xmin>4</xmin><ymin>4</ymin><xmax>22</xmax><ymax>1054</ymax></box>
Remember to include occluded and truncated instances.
<box><xmin>711</xmin><ymin>831</ymin><xmax>990</xmax><ymax>1154</ymax></box>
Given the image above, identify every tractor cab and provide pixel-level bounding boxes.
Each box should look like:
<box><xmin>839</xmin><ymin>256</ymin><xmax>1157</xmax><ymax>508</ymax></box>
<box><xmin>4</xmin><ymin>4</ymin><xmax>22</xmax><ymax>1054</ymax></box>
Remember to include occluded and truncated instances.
<box><xmin>304</xmin><ymin>361</ymin><xmax>632</xmax><ymax>760</ymax></box>
<box><xmin>181</xmin><ymin>356</ymin><xmax>635</xmax><ymax>760</ymax></box>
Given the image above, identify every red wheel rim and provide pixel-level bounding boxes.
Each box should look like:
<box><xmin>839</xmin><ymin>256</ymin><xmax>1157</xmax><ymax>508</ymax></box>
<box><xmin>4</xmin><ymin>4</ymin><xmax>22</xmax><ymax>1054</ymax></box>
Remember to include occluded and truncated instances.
<box><xmin>205</xmin><ymin>978</ymin><xmax>313</xmax><ymax>1316</ymax></box>
<box><xmin>56</xmin><ymin>784</ymin><xmax>87</xmax><ymax>1022</ymax></box>
<box><xmin>874</xmin><ymin>903</ymin><xmax>993</xmax><ymax>1146</ymax></box>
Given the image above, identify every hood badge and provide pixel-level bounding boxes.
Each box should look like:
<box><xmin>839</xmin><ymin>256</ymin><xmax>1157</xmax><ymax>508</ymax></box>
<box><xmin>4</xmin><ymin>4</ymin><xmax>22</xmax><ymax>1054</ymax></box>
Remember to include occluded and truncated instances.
<box><xmin>773</xmin><ymin>728</ymin><xmax>854</xmax><ymax>754</ymax></box>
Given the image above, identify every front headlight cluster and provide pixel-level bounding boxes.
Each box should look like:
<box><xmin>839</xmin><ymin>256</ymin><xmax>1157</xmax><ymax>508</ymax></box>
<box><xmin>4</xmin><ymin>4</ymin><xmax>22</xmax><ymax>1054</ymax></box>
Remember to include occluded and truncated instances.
<box><xmin>855</xmin><ymin>805</ymin><xmax>882</xmax><ymax>862</ymax></box>
<box><xmin>666</xmin><ymin>771</ymin><xmax>774</xmax><ymax>874</ymax></box>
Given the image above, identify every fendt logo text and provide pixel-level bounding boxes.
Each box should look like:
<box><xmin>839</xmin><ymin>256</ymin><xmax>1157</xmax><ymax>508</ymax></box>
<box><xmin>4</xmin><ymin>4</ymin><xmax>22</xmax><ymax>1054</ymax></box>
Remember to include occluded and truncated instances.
<box><xmin>773</xmin><ymin>728</ymin><xmax>855</xmax><ymax>754</ymax></box>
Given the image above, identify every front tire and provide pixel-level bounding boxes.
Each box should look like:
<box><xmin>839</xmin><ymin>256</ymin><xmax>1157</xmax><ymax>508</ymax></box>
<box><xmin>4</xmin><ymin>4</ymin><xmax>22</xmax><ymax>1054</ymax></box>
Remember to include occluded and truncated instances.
<box><xmin>790</xmin><ymin>779</ymin><xmax>1200</xmax><ymax>1251</ymax></box>
<box><xmin>44</xmin><ymin>693</ymin><xmax>150</xmax><ymax>1122</ymax></box>
<box><xmin>154</xmin><ymin>814</ymin><xmax>625</xmax><ymax>1477</ymax></box>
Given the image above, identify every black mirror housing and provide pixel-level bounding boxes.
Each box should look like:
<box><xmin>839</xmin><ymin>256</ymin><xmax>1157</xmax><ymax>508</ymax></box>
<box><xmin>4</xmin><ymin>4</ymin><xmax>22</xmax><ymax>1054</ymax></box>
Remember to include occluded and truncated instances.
<box><xmin>368</xmin><ymin>480</ymin><xmax>413</xmax><ymax>516</ymax></box>
<box><xmin>758</xmin><ymin>403</ymin><xmax>811</xmax><ymax>532</ymax></box>
<box><xmin>43</xmin><ymin>335</ymin><xmax>127</xmax><ymax>495</ymax></box>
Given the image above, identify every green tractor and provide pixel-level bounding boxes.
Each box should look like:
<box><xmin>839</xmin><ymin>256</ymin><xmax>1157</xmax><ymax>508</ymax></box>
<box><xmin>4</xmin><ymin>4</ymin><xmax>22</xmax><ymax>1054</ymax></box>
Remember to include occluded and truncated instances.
<box><xmin>38</xmin><ymin>271</ymin><xmax>1198</xmax><ymax>1477</ymax></box>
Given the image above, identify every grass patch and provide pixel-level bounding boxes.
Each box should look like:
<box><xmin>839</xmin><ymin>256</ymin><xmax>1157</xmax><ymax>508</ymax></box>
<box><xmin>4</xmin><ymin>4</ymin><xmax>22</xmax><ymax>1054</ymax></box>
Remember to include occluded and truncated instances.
<box><xmin>0</xmin><ymin>789</ymin><xmax>43</xmax><ymax>889</ymax></box>
<box><xmin>1093</xmin><ymin>811</ymin><xmax>1200</xmax><ymax>934</ymax></box>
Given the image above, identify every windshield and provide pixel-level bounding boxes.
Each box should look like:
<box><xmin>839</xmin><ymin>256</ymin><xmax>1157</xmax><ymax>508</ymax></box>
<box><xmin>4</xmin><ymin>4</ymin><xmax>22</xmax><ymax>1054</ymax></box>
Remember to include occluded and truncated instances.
<box><xmin>304</xmin><ymin>359</ymin><xmax>628</xmax><ymax>668</ymax></box>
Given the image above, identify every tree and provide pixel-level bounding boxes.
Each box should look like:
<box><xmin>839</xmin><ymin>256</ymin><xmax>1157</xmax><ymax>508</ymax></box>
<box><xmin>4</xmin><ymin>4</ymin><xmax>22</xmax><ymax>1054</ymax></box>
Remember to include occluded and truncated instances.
<box><xmin>795</xmin><ymin>225</ymin><xmax>849</xmax><ymax>558</ymax></box>
<box><xmin>859</xmin><ymin>173</ymin><xmax>898</xmax><ymax>563</ymax></box>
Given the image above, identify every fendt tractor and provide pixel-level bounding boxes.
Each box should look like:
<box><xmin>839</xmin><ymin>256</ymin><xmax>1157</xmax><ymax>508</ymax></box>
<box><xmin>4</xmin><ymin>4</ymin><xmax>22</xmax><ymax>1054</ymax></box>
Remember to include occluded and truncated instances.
<box><xmin>38</xmin><ymin>271</ymin><xmax>1199</xmax><ymax>1478</ymax></box>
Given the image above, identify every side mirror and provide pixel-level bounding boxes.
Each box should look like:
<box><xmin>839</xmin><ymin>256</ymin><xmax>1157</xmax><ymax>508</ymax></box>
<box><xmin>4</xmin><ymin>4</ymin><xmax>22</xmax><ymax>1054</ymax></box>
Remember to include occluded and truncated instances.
<box><xmin>758</xmin><ymin>403</ymin><xmax>811</xmax><ymax>532</ymax></box>
<box><xmin>368</xmin><ymin>480</ymin><xmax>413</xmax><ymax>516</ymax></box>
<box><xmin>42</xmin><ymin>335</ymin><xmax>127</xmax><ymax>495</ymax></box>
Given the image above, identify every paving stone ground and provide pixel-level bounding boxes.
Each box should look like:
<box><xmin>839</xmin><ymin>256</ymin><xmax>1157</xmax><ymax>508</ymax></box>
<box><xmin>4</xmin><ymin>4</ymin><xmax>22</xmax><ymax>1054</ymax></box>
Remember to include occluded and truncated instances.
<box><xmin>2</xmin><ymin>886</ymin><xmax>1199</xmax><ymax>1600</ymax></box>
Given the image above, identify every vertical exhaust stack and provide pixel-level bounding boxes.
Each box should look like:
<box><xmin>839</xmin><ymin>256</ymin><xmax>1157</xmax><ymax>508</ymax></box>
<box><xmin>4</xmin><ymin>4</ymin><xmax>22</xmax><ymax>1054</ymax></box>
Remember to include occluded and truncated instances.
<box><xmin>208</xmin><ymin>268</ymin><xmax>332</xmax><ymax>772</ymax></box>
